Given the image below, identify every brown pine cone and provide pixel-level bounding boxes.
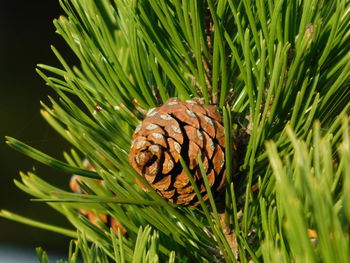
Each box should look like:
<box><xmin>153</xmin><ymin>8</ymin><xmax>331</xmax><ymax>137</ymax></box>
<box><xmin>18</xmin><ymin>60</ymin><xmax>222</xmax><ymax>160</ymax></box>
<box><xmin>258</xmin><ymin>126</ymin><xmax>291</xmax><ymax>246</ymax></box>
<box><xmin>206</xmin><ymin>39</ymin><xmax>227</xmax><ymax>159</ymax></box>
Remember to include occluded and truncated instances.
<box><xmin>129</xmin><ymin>98</ymin><xmax>226</xmax><ymax>206</ymax></box>
<box><xmin>69</xmin><ymin>160</ymin><xmax>127</xmax><ymax>235</ymax></box>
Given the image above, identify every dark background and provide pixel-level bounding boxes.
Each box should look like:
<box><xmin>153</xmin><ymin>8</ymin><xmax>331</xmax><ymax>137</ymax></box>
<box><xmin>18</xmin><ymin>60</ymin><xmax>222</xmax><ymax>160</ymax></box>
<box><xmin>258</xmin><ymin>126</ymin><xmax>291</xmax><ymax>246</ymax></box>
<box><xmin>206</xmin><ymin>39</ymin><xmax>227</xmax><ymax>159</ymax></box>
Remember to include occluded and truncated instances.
<box><xmin>0</xmin><ymin>1</ymin><xmax>78</xmax><ymax>256</ymax></box>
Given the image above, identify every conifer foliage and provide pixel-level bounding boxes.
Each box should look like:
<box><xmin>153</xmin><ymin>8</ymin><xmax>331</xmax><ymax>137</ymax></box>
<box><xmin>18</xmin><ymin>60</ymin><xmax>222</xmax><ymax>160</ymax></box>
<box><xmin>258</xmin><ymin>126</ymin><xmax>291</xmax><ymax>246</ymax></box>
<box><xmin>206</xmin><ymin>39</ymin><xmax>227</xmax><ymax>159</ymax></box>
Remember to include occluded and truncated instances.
<box><xmin>2</xmin><ymin>0</ymin><xmax>350</xmax><ymax>262</ymax></box>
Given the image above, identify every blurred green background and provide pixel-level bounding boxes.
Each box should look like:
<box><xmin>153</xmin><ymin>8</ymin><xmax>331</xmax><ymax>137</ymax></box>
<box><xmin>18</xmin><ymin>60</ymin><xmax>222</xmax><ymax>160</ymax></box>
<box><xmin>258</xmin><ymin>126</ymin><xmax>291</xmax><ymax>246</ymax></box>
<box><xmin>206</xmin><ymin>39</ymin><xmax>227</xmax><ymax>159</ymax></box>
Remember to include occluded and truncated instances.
<box><xmin>0</xmin><ymin>1</ymin><xmax>78</xmax><ymax>256</ymax></box>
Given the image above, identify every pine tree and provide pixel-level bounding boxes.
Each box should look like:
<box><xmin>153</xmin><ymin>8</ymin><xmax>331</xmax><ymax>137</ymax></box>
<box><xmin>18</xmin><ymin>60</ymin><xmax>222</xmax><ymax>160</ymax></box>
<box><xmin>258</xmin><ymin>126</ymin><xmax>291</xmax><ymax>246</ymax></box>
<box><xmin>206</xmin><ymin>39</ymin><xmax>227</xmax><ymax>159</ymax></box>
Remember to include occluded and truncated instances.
<box><xmin>2</xmin><ymin>0</ymin><xmax>350</xmax><ymax>262</ymax></box>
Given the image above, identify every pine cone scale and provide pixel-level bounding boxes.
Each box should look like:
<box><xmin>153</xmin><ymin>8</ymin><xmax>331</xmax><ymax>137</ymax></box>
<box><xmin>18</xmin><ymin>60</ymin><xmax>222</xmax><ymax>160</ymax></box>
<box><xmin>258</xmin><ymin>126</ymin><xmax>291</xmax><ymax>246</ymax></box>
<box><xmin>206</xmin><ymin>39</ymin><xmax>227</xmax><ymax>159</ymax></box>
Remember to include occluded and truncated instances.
<box><xmin>147</xmin><ymin>132</ymin><xmax>168</xmax><ymax>148</ymax></box>
<box><xmin>203</xmin><ymin>105</ymin><xmax>222</xmax><ymax>120</ymax></box>
<box><xmin>188</xmin><ymin>141</ymin><xmax>201</xmax><ymax>169</ymax></box>
<box><xmin>139</xmin><ymin>124</ymin><xmax>165</xmax><ymax>136</ymax></box>
<box><xmin>202</xmin><ymin>132</ymin><xmax>215</xmax><ymax>159</ymax></box>
<box><xmin>144</xmin><ymin>173</ymin><xmax>157</xmax><ymax>184</ymax></box>
<box><xmin>186</xmin><ymin>103</ymin><xmax>207</xmax><ymax>115</ymax></box>
<box><xmin>177</xmin><ymin>193</ymin><xmax>197</xmax><ymax>205</ymax></box>
<box><xmin>161</xmin><ymin>189</ymin><xmax>176</xmax><ymax>199</ymax></box>
<box><xmin>198</xmin><ymin>114</ymin><xmax>216</xmax><ymax>138</ymax></box>
<box><xmin>167</xmin><ymin>138</ymin><xmax>182</xmax><ymax>162</ymax></box>
<box><xmin>207</xmin><ymin>169</ymin><xmax>216</xmax><ymax>185</ymax></box>
<box><xmin>184</xmin><ymin>125</ymin><xmax>204</xmax><ymax>148</ymax></box>
<box><xmin>162</xmin><ymin>152</ymin><xmax>175</xmax><ymax>174</ymax></box>
<box><xmin>164</xmin><ymin>126</ymin><xmax>184</xmax><ymax>144</ymax></box>
<box><xmin>173</xmin><ymin>171</ymin><xmax>190</xmax><ymax>188</ymax></box>
<box><xmin>213</xmin><ymin>120</ymin><xmax>226</xmax><ymax>147</ymax></box>
<box><xmin>152</xmin><ymin>174</ymin><xmax>172</xmax><ymax>190</ymax></box>
<box><xmin>146</xmin><ymin>114</ymin><xmax>179</xmax><ymax>129</ymax></box>
<box><xmin>176</xmin><ymin>184</ymin><xmax>193</xmax><ymax>194</ymax></box>
<box><xmin>212</xmin><ymin>145</ymin><xmax>225</xmax><ymax>175</ymax></box>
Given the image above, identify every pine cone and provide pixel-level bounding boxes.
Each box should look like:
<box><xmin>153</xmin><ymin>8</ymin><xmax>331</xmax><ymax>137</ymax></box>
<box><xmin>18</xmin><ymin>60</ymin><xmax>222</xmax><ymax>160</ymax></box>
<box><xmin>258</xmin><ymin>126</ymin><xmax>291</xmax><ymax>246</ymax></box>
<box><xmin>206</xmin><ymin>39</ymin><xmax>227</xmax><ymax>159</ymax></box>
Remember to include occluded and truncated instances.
<box><xmin>69</xmin><ymin>159</ymin><xmax>127</xmax><ymax>235</ymax></box>
<box><xmin>129</xmin><ymin>98</ymin><xmax>226</xmax><ymax>206</ymax></box>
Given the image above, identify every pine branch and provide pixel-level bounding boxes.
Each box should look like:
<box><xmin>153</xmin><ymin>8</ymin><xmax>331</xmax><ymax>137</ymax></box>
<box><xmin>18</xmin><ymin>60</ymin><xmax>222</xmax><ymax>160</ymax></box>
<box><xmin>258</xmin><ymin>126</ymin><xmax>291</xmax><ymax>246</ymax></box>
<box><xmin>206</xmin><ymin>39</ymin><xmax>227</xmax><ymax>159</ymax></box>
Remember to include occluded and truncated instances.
<box><xmin>2</xmin><ymin>0</ymin><xmax>350</xmax><ymax>262</ymax></box>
